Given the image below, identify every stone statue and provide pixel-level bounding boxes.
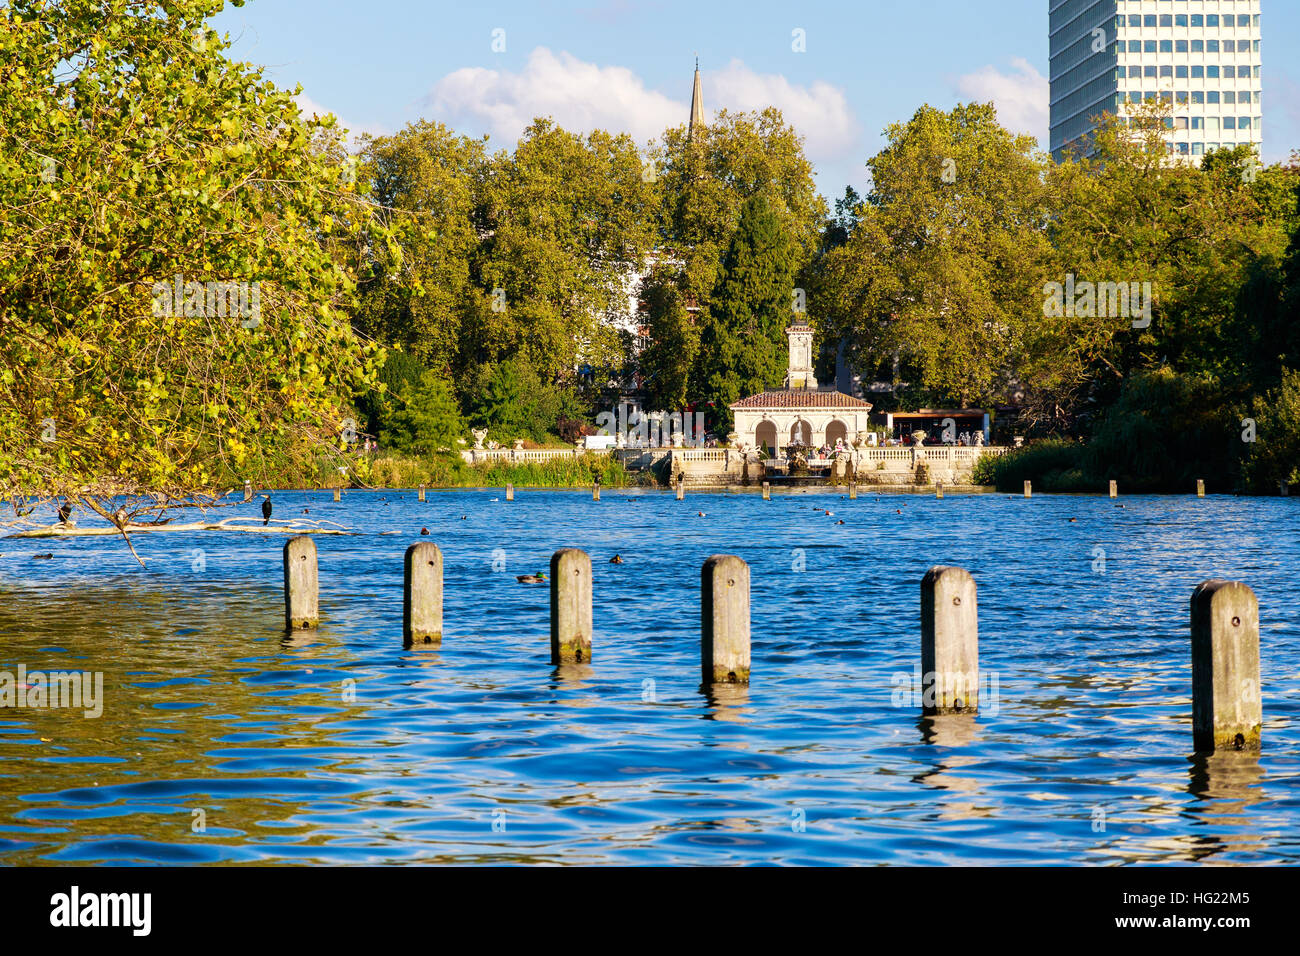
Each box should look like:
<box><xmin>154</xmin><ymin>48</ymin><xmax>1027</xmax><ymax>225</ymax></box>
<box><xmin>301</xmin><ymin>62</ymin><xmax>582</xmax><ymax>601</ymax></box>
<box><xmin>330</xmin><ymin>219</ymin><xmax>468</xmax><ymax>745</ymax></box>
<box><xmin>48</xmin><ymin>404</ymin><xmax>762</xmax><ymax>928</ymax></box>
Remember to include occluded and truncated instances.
<box><xmin>513</xmin><ymin>438</ymin><xmax>525</xmax><ymax>451</ymax></box>
<box><xmin>471</xmin><ymin>428</ymin><xmax>487</xmax><ymax>450</ymax></box>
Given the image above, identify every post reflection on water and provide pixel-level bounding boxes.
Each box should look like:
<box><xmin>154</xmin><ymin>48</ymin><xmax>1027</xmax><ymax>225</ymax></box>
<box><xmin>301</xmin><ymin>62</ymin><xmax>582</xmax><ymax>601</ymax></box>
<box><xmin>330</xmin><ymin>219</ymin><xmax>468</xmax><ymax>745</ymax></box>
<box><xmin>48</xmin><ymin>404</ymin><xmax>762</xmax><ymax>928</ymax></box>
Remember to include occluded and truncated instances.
<box><xmin>1</xmin><ymin>489</ymin><xmax>1298</xmax><ymax>864</ymax></box>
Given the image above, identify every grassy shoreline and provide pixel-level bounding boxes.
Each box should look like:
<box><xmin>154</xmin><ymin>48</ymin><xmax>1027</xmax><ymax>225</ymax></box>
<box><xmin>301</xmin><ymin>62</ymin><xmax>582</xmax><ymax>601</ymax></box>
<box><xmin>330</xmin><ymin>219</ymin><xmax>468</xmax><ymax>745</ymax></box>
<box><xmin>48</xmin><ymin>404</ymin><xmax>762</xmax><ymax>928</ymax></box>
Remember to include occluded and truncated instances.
<box><xmin>226</xmin><ymin>452</ymin><xmax>651</xmax><ymax>491</ymax></box>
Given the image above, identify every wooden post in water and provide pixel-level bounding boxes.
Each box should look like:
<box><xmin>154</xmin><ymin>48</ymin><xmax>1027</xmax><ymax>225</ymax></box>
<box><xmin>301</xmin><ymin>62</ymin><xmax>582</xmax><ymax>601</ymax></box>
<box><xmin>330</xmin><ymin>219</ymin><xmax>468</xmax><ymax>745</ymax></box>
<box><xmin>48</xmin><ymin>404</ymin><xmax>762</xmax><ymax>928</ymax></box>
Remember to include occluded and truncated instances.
<box><xmin>1023</xmin><ymin>480</ymin><xmax>1032</xmax><ymax>498</ymax></box>
<box><xmin>936</xmin><ymin>482</ymin><xmax>944</xmax><ymax>500</ymax></box>
<box><xmin>418</xmin><ymin>485</ymin><xmax>426</xmax><ymax>502</ymax></box>
<box><xmin>1191</xmin><ymin>580</ymin><xmax>1261</xmax><ymax>753</ymax></box>
<box><xmin>701</xmin><ymin>555</ymin><xmax>750</xmax><ymax>684</ymax></box>
<box><xmin>283</xmin><ymin>536</ymin><xmax>319</xmax><ymax>632</ymax></box>
<box><xmin>403</xmin><ymin>542</ymin><xmax>443</xmax><ymax>645</ymax></box>
<box><xmin>1197</xmin><ymin>479</ymin><xmax>1206</xmax><ymax>498</ymax></box>
<box><xmin>762</xmin><ymin>481</ymin><xmax>771</xmax><ymax>501</ymax></box>
<box><xmin>920</xmin><ymin>567</ymin><xmax>978</xmax><ymax>715</ymax></box>
<box><xmin>592</xmin><ymin>481</ymin><xmax>600</xmax><ymax>502</ymax></box>
<box><xmin>506</xmin><ymin>483</ymin><xmax>514</xmax><ymax>501</ymax></box>
<box><xmin>676</xmin><ymin>476</ymin><xmax>685</xmax><ymax>500</ymax></box>
<box><xmin>550</xmin><ymin>549</ymin><xmax>592</xmax><ymax>664</ymax></box>
<box><xmin>243</xmin><ymin>480</ymin><xmax>253</xmax><ymax>503</ymax></box>
<box><xmin>333</xmin><ymin>487</ymin><xmax>341</xmax><ymax>502</ymax></box>
<box><xmin>849</xmin><ymin>482</ymin><xmax>857</xmax><ymax>500</ymax></box>
<box><xmin>1109</xmin><ymin>479</ymin><xmax>1118</xmax><ymax>498</ymax></box>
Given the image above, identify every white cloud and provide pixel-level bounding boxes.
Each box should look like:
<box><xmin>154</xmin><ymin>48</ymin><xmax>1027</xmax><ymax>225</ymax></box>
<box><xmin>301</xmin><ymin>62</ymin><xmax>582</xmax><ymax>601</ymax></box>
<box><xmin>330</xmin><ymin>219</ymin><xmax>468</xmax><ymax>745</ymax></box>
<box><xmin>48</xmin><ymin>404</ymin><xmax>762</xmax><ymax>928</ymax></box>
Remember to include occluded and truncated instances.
<box><xmin>425</xmin><ymin>47</ymin><xmax>858</xmax><ymax>165</ymax></box>
<box><xmin>291</xmin><ymin>93</ymin><xmax>387</xmax><ymax>149</ymax></box>
<box><xmin>953</xmin><ymin>57</ymin><xmax>1049</xmax><ymax>146</ymax></box>
<box><xmin>710</xmin><ymin>58</ymin><xmax>858</xmax><ymax>159</ymax></box>
<box><xmin>427</xmin><ymin>48</ymin><xmax>680</xmax><ymax>147</ymax></box>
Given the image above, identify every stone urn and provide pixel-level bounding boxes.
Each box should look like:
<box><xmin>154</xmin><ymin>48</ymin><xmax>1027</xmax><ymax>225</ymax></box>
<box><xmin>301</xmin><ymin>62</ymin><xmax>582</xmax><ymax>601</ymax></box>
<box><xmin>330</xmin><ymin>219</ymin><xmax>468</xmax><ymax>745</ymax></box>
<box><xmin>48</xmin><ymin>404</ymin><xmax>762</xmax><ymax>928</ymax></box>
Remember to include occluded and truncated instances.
<box><xmin>512</xmin><ymin>438</ymin><xmax>525</xmax><ymax>452</ymax></box>
<box><xmin>471</xmin><ymin>428</ymin><xmax>487</xmax><ymax>450</ymax></box>
<box><xmin>910</xmin><ymin>430</ymin><xmax>926</xmax><ymax>467</ymax></box>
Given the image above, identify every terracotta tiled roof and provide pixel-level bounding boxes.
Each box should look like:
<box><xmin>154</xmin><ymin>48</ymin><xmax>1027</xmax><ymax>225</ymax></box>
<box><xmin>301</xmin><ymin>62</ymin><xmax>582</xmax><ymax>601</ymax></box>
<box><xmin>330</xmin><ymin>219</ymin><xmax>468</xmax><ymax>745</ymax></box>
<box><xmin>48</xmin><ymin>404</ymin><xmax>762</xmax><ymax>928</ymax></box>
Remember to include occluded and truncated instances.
<box><xmin>731</xmin><ymin>389</ymin><xmax>874</xmax><ymax>410</ymax></box>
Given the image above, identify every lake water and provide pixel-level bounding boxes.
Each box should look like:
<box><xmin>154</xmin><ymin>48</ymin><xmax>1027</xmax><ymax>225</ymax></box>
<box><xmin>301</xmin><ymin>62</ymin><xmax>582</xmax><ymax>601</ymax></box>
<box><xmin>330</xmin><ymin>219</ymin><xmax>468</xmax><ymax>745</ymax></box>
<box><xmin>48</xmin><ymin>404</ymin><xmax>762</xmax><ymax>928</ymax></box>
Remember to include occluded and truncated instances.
<box><xmin>1</xmin><ymin>488</ymin><xmax>1297</xmax><ymax>865</ymax></box>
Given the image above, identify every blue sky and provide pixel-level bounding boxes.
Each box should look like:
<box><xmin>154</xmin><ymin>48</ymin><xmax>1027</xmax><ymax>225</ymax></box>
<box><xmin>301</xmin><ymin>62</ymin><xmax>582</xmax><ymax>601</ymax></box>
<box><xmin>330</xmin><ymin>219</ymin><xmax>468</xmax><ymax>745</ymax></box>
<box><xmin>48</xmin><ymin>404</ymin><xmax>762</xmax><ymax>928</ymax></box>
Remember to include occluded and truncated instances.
<box><xmin>214</xmin><ymin>0</ymin><xmax>1300</xmax><ymax>200</ymax></box>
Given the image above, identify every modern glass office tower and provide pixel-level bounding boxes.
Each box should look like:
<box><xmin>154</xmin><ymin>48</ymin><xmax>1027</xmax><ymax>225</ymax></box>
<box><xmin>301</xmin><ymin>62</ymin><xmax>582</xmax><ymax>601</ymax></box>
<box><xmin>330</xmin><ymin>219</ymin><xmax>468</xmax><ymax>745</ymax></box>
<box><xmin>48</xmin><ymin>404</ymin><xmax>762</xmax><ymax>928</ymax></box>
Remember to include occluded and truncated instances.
<box><xmin>1050</xmin><ymin>0</ymin><xmax>1262</xmax><ymax>162</ymax></box>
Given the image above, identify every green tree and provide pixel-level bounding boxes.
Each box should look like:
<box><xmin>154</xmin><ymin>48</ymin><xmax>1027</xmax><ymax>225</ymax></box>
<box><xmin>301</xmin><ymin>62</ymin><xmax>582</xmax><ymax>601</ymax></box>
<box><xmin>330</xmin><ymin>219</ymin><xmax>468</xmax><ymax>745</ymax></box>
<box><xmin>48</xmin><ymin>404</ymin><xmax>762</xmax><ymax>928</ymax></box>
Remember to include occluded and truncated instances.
<box><xmin>1215</xmin><ymin>150</ymin><xmax>1300</xmax><ymax>393</ymax></box>
<box><xmin>1027</xmin><ymin>106</ymin><xmax>1292</xmax><ymax>430</ymax></box>
<box><xmin>381</xmin><ymin>371</ymin><xmax>465</xmax><ymax>457</ymax></box>
<box><xmin>638</xmin><ymin>272</ymin><xmax>698</xmax><ymax>412</ymax></box>
<box><xmin>1084</xmin><ymin>368</ymin><xmax>1237</xmax><ymax>492</ymax></box>
<box><xmin>470</xmin><ymin>120</ymin><xmax>657</xmax><ymax>382</ymax></box>
<box><xmin>464</xmin><ymin>357</ymin><xmax>581</xmax><ymax>444</ymax></box>
<box><xmin>693</xmin><ymin>194</ymin><xmax>797</xmax><ymax>432</ymax></box>
<box><xmin>1241</xmin><ymin>368</ymin><xmax>1300</xmax><ymax>493</ymax></box>
<box><xmin>352</xmin><ymin>122</ymin><xmax>489</xmax><ymax>370</ymax></box>
<box><xmin>357</xmin><ymin>349</ymin><xmax>426</xmax><ymax>438</ymax></box>
<box><xmin>0</xmin><ymin>0</ymin><xmax>388</xmax><ymax>527</ymax></box>
<box><xmin>652</xmin><ymin>108</ymin><xmax>827</xmax><ymax>310</ymax></box>
<box><xmin>817</xmin><ymin>102</ymin><xmax>1051</xmax><ymax>411</ymax></box>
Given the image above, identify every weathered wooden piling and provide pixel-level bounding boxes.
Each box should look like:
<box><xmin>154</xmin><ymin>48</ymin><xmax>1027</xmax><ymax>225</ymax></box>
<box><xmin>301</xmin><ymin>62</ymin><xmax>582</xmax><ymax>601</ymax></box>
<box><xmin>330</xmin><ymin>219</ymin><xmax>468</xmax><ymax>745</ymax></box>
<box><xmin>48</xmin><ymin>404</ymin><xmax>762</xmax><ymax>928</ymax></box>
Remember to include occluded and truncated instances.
<box><xmin>1197</xmin><ymin>479</ymin><xmax>1206</xmax><ymax>498</ymax></box>
<box><xmin>1024</xmin><ymin>480</ymin><xmax>1032</xmax><ymax>498</ymax></box>
<box><xmin>762</xmin><ymin>481</ymin><xmax>771</xmax><ymax>501</ymax></box>
<box><xmin>676</xmin><ymin>478</ymin><xmax>685</xmax><ymax>500</ymax></box>
<box><xmin>283</xmin><ymin>536</ymin><xmax>319</xmax><ymax>632</ymax></box>
<box><xmin>701</xmin><ymin>555</ymin><xmax>750</xmax><ymax>684</ymax></box>
<box><xmin>849</xmin><ymin>482</ymin><xmax>857</xmax><ymax>500</ymax></box>
<box><xmin>506</xmin><ymin>483</ymin><xmax>514</xmax><ymax>501</ymax></box>
<box><xmin>1109</xmin><ymin>479</ymin><xmax>1118</xmax><ymax>498</ymax></box>
<box><xmin>243</xmin><ymin>480</ymin><xmax>253</xmax><ymax>503</ymax></box>
<box><xmin>592</xmin><ymin>481</ymin><xmax>600</xmax><ymax>502</ymax></box>
<box><xmin>550</xmin><ymin>549</ymin><xmax>593</xmax><ymax>664</ymax></box>
<box><xmin>403</xmin><ymin>542</ymin><xmax>443</xmax><ymax>645</ymax></box>
<box><xmin>418</xmin><ymin>485</ymin><xmax>426</xmax><ymax>502</ymax></box>
<box><xmin>920</xmin><ymin>566</ymin><xmax>978</xmax><ymax>715</ymax></box>
<box><xmin>1191</xmin><ymin>580</ymin><xmax>1261</xmax><ymax>753</ymax></box>
<box><xmin>333</xmin><ymin>487</ymin><xmax>341</xmax><ymax>502</ymax></box>
<box><xmin>936</xmin><ymin>482</ymin><xmax>944</xmax><ymax>500</ymax></box>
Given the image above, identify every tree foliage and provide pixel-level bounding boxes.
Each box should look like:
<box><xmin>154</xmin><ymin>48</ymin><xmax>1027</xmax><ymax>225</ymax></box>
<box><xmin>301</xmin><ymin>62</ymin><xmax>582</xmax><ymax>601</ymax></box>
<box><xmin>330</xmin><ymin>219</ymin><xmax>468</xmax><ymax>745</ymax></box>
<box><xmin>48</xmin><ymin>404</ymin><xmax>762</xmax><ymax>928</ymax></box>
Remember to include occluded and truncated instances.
<box><xmin>652</xmin><ymin>107</ymin><xmax>827</xmax><ymax>308</ymax></box>
<box><xmin>638</xmin><ymin>272</ymin><xmax>697</xmax><ymax>412</ymax></box>
<box><xmin>818</xmin><ymin>103</ymin><xmax>1050</xmax><ymax>409</ymax></box>
<box><xmin>1242</xmin><ymin>368</ymin><xmax>1300</xmax><ymax>493</ymax></box>
<box><xmin>1025</xmin><ymin>105</ymin><xmax>1294</xmax><ymax>431</ymax></box>
<box><xmin>353</xmin><ymin>121</ymin><xmax>487</xmax><ymax>371</ymax></box>
<box><xmin>693</xmin><ymin>194</ymin><xmax>798</xmax><ymax>432</ymax></box>
<box><xmin>380</xmin><ymin>371</ymin><xmax>464</xmax><ymax>458</ymax></box>
<box><xmin>0</xmin><ymin>0</ymin><xmax>387</xmax><ymax>523</ymax></box>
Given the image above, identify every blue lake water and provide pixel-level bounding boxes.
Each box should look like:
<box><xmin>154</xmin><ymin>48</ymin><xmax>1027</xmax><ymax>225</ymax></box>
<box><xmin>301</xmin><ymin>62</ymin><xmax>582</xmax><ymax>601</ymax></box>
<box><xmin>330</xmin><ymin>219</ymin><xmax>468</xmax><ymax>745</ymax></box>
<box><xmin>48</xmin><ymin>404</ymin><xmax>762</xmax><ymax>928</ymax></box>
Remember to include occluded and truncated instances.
<box><xmin>0</xmin><ymin>487</ymin><xmax>1297</xmax><ymax>865</ymax></box>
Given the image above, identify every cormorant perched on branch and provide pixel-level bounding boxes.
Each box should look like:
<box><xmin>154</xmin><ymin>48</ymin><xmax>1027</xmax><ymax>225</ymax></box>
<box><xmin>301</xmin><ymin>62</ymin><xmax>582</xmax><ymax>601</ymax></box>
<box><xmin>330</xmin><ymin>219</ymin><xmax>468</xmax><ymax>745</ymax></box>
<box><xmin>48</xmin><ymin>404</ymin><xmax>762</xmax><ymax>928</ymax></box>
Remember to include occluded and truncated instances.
<box><xmin>261</xmin><ymin>495</ymin><xmax>273</xmax><ymax>526</ymax></box>
<box><xmin>57</xmin><ymin>500</ymin><xmax>72</xmax><ymax>524</ymax></box>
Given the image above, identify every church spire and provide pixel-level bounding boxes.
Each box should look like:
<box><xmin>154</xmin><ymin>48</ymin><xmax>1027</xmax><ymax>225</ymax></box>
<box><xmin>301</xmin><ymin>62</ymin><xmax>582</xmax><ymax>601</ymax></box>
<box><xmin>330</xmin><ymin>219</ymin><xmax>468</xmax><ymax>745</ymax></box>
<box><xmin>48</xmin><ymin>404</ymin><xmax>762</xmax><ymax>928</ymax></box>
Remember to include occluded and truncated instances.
<box><xmin>689</xmin><ymin>56</ymin><xmax>704</xmax><ymax>138</ymax></box>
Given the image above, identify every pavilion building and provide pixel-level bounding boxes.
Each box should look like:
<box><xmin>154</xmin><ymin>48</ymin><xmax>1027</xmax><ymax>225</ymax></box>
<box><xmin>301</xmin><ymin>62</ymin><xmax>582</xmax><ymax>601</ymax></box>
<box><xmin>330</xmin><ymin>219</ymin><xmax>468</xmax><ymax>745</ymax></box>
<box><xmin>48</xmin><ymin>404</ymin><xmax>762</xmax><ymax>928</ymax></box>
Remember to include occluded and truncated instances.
<box><xmin>730</xmin><ymin>324</ymin><xmax>874</xmax><ymax>456</ymax></box>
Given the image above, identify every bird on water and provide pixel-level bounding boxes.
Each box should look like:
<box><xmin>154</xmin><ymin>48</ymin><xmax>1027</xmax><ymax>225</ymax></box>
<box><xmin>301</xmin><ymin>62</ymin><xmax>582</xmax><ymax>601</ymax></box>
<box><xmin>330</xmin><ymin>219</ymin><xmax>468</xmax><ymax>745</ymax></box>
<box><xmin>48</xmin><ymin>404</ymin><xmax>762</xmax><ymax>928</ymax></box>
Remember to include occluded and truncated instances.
<box><xmin>261</xmin><ymin>495</ymin><xmax>273</xmax><ymax>526</ymax></box>
<box><xmin>516</xmin><ymin>571</ymin><xmax>547</xmax><ymax>584</ymax></box>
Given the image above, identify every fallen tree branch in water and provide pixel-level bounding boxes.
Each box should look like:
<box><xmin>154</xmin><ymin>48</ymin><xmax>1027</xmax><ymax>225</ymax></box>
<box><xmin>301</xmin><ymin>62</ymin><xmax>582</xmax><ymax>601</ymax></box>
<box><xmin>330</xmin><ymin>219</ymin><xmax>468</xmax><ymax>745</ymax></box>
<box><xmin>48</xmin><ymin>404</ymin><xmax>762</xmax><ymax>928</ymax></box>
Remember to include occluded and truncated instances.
<box><xmin>7</xmin><ymin>517</ymin><xmax>355</xmax><ymax>539</ymax></box>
